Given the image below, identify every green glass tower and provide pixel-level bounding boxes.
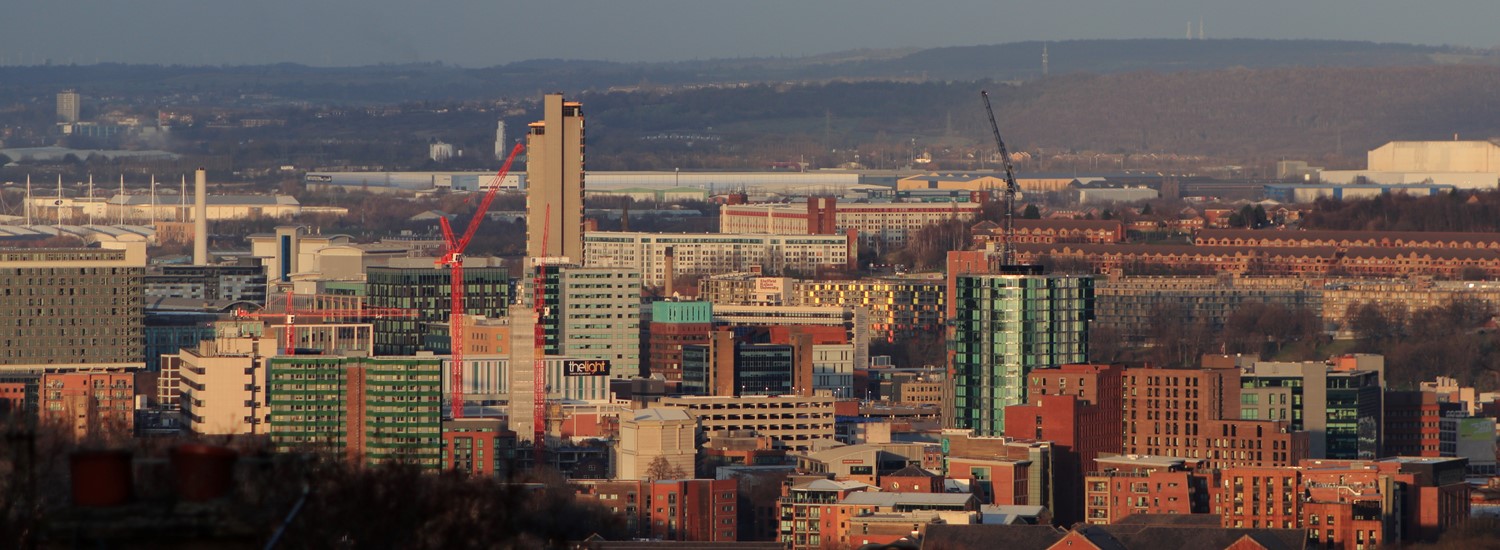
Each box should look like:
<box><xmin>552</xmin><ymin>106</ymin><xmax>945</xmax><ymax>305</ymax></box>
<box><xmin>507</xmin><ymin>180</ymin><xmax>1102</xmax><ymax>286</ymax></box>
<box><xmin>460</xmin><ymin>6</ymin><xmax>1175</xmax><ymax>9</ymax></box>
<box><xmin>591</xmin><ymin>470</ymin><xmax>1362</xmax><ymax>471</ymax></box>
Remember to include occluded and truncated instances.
<box><xmin>950</xmin><ymin>267</ymin><xmax>1093</xmax><ymax>436</ymax></box>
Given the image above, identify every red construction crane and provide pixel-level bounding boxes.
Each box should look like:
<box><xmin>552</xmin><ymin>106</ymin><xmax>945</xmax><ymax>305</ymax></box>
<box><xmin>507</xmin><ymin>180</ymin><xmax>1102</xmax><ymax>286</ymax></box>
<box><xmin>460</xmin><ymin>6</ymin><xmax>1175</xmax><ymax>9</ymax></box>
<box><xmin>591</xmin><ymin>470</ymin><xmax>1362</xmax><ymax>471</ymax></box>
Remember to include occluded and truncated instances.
<box><xmin>234</xmin><ymin>291</ymin><xmax>416</xmax><ymax>355</ymax></box>
<box><xmin>532</xmin><ymin>206</ymin><xmax>551</xmax><ymax>464</ymax></box>
<box><xmin>436</xmin><ymin>142</ymin><xmax>525</xmax><ymax>419</ymax></box>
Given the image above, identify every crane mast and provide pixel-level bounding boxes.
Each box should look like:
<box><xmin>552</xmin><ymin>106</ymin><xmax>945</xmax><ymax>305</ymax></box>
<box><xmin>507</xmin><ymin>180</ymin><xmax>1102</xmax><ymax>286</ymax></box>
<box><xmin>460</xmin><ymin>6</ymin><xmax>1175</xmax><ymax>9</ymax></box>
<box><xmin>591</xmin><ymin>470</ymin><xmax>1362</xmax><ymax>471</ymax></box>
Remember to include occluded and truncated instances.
<box><xmin>437</xmin><ymin>142</ymin><xmax>525</xmax><ymax>420</ymax></box>
<box><xmin>981</xmin><ymin>90</ymin><xmax>1020</xmax><ymax>266</ymax></box>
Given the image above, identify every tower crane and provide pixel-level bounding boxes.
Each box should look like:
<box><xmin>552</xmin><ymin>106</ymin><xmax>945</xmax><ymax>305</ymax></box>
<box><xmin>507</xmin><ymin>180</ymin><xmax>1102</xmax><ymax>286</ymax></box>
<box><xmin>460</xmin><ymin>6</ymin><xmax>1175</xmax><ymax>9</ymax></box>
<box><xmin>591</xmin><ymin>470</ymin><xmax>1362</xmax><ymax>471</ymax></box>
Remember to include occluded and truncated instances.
<box><xmin>980</xmin><ymin>90</ymin><xmax>1020</xmax><ymax>266</ymax></box>
<box><xmin>436</xmin><ymin>142</ymin><xmax>525</xmax><ymax>419</ymax></box>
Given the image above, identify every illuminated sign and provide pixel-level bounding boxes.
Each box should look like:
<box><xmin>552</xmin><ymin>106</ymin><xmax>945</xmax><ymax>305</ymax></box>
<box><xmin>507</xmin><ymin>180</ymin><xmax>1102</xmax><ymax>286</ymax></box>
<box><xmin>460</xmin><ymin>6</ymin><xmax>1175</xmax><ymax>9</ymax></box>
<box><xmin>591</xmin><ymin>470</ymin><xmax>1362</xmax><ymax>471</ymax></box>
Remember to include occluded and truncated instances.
<box><xmin>564</xmin><ymin>359</ymin><xmax>611</xmax><ymax>377</ymax></box>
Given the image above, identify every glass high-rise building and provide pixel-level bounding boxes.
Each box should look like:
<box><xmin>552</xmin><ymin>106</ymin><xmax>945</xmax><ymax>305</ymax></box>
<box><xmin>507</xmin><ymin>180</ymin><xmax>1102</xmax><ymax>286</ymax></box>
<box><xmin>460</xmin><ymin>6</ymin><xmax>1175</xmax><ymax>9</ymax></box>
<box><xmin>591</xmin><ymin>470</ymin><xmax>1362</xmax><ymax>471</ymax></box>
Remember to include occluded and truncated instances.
<box><xmin>366</xmin><ymin>264</ymin><xmax>510</xmax><ymax>356</ymax></box>
<box><xmin>950</xmin><ymin>267</ymin><xmax>1093</xmax><ymax>436</ymax></box>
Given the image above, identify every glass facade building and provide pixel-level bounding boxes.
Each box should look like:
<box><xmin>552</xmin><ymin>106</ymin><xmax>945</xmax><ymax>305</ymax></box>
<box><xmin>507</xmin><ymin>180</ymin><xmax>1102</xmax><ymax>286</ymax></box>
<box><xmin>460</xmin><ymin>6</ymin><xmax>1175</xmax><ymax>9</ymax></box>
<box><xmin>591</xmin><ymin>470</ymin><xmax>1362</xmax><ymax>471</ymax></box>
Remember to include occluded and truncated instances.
<box><xmin>950</xmin><ymin>269</ymin><xmax>1093</xmax><ymax>436</ymax></box>
<box><xmin>366</xmin><ymin>266</ymin><xmax>510</xmax><ymax>356</ymax></box>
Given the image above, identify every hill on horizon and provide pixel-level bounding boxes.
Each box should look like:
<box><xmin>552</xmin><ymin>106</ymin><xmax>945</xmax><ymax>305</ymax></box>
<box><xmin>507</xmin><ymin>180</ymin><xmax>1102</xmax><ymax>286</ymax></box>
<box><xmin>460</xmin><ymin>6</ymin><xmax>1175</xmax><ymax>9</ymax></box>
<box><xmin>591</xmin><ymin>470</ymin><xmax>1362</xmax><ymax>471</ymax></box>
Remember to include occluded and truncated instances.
<box><xmin>0</xmin><ymin>38</ymin><xmax>1491</xmax><ymax>103</ymax></box>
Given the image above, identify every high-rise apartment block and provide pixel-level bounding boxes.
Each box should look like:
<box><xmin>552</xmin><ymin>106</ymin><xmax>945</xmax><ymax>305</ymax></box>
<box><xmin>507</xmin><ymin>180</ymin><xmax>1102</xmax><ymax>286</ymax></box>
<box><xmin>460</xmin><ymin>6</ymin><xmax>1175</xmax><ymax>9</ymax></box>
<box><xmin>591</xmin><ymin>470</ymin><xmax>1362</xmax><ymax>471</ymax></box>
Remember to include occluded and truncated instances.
<box><xmin>57</xmin><ymin>90</ymin><xmax>80</xmax><ymax>123</ymax></box>
<box><xmin>267</xmin><ymin>355</ymin><xmax>444</xmax><ymax>468</ymax></box>
<box><xmin>949</xmin><ymin>267</ymin><xmax>1093</xmax><ymax>435</ymax></box>
<box><xmin>527</xmin><ymin>93</ymin><xmax>585</xmax><ymax>261</ymax></box>
<box><xmin>0</xmin><ymin>246</ymin><xmax>146</xmax><ymax>371</ymax></box>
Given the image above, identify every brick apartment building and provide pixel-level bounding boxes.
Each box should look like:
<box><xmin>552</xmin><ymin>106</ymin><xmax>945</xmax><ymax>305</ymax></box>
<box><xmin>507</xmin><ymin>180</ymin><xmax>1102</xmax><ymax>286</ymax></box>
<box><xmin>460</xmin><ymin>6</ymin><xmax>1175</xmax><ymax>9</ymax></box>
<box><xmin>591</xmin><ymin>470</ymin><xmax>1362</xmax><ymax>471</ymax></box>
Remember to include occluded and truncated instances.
<box><xmin>1122</xmin><ymin>365</ymin><xmax>1308</xmax><ymax>469</ymax></box>
<box><xmin>578</xmin><ymin>478</ymin><xmax>739</xmax><ymax>542</ymax></box>
<box><xmin>1084</xmin><ymin>455</ymin><xmax>1212</xmax><ymax>525</ymax></box>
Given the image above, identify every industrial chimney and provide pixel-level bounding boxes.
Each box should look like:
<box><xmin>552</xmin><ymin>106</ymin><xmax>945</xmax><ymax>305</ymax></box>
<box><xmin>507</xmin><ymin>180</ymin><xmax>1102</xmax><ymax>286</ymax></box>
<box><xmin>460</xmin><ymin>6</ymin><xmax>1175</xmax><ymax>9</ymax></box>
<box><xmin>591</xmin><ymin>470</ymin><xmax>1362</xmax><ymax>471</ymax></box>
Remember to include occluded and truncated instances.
<box><xmin>193</xmin><ymin>168</ymin><xmax>207</xmax><ymax>266</ymax></box>
<box><xmin>663</xmin><ymin>246</ymin><xmax>676</xmax><ymax>298</ymax></box>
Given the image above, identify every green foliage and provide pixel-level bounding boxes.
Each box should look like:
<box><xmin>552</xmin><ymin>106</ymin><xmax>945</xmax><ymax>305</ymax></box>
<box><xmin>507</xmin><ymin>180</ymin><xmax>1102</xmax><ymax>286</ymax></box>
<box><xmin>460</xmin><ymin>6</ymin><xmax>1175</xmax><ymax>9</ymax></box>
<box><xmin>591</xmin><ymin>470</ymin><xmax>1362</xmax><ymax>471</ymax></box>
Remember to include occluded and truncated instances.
<box><xmin>1342</xmin><ymin>299</ymin><xmax>1500</xmax><ymax>390</ymax></box>
<box><xmin>1301</xmin><ymin>190</ymin><xmax>1500</xmax><ymax>232</ymax></box>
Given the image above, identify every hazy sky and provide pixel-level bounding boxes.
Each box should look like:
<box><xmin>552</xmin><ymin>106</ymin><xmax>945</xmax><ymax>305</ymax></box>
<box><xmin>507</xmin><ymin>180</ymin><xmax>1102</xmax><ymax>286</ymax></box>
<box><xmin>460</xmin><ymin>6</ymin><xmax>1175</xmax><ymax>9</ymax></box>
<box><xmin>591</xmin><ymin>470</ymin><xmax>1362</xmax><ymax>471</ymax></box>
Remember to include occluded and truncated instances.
<box><xmin>1</xmin><ymin>1</ymin><xmax>1497</xmax><ymax>67</ymax></box>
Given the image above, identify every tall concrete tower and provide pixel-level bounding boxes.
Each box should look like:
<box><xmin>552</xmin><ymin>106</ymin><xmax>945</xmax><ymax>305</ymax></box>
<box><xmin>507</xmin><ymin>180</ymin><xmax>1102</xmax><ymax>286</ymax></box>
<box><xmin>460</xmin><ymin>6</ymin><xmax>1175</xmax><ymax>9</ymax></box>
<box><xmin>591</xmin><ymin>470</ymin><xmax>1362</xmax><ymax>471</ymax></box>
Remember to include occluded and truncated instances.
<box><xmin>56</xmin><ymin>90</ymin><xmax>80</xmax><ymax>123</ymax></box>
<box><xmin>494</xmin><ymin>120</ymin><xmax>507</xmax><ymax>161</ymax></box>
<box><xmin>193</xmin><ymin>168</ymin><xmax>208</xmax><ymax>266</ymax></box>
<box><xmin>525</xmin><ymin>94</ymin><xmax>585</xmax><ymax>261</ymax></box>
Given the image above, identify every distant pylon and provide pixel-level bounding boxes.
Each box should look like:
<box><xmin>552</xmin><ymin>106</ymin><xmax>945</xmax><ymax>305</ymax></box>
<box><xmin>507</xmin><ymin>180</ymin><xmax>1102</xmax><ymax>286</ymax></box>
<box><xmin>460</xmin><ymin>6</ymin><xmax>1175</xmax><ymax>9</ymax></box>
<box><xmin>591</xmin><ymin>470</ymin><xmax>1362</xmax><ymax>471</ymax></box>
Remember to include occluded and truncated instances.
<box><xmin>1042</xmin><ymin>44</ymin><xmax>1049</xmax><ymax>76</ymax></box>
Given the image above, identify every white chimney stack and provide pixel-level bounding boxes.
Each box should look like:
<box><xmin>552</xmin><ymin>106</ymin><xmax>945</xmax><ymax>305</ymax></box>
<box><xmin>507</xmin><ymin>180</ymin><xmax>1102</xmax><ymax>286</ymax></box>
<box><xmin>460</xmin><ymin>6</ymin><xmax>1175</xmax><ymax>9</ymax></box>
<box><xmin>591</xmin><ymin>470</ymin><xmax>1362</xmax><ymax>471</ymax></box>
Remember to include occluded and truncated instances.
<box><xmin>193</xmin><ymin>168</ymin><xmax>208</xmax><ymax>266</ymax></box>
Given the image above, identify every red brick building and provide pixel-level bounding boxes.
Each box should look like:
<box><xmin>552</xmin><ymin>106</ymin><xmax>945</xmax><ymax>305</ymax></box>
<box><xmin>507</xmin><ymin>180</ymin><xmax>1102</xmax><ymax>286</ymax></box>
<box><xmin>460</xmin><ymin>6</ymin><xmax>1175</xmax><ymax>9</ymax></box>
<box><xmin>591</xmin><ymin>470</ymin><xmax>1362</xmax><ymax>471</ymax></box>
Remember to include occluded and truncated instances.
<box><xmin>578</xmin><ymin>478</ymin><xmax>739</xmax><ymax>542</ymax></box>
<box><xmin>1122</xmin><ymin>365</ymin><xmax>1308</xmax><ymax>469</ymax></box>
<box><xmin>1214</xmin><ymin>457</ymin><xmax>1471</xmax><ymax>549</ymax></box>
<box><xmin>40</xmin><ymin>370</ymin><xmax>135</xmax><ymax>440</ymax></box>
<box><xmin>974</xmin><ymin>219</ymin><xmax>1126</xmax><ymax>247</ymax></box>
<box><xmin>440</xmin><ymin>418</ymin><xmax>516</xmax><ymax>477</ymax></box>
<box><xmin>1005</xmin><ymin>363</ymin><xmax>1127</xmax><ymax>525</ymax></box>
<box><xmin>1384</xmin><ymin>390</ymin><xmax>1461</xmax><ymax>457</ymax></box>
<box><xmin>1084</xmin><ymin>455</ymin><xmax>1212</xmax><ymax>525</ymax></box>
<box><xmin>943</xmin><ymin>433</ymin><xmax>1055</xmax><ymax>511</ymax></box>
<box><xmin>1214</xmin><ymin>466</ymin><xmax>1304</xmax><ymax>530</ymax></box>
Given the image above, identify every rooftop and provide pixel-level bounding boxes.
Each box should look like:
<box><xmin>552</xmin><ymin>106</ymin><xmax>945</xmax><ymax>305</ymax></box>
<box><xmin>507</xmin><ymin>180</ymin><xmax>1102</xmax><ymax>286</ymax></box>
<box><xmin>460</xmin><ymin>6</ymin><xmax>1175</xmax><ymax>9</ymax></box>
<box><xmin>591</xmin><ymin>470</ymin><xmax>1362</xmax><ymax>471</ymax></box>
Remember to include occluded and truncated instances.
<box><xmin>839</xmin><ymin>491</ymin><xmax>974</xmax><ymax>508</ymax></box>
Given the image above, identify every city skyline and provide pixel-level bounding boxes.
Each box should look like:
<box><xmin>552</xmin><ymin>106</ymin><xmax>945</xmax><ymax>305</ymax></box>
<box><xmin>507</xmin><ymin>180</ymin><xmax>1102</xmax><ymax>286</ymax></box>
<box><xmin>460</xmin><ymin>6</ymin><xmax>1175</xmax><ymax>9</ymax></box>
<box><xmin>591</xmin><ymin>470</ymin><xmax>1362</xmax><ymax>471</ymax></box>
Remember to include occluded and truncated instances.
<box><xmin>1</xmin><ymin>1</ymin><xmax>1499</xmax><ymax>67</ymax></box>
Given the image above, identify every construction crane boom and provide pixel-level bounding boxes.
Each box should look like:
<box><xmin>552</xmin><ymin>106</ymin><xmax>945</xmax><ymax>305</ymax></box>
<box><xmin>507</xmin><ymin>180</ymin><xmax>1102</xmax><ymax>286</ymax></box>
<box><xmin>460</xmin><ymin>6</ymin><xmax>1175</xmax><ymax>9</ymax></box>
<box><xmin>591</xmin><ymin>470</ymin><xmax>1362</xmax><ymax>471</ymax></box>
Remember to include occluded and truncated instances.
<box><xmin>980</xmin><ymin>90</ymin><xmax>1020</xmax><ymax>266</ymax></box>
<box><xmin>437</xmin><ymin>142</ymin><xmax>525</xmax><ymax>420</ymax></box>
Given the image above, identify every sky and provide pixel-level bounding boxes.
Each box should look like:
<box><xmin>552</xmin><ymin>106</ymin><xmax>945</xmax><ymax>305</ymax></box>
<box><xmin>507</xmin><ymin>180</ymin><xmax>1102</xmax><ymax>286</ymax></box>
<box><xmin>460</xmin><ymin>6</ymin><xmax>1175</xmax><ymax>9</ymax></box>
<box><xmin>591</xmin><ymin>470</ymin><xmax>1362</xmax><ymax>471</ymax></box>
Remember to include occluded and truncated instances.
<box><xmin>1</xmin><ymin>1</ymin><xmax>1497</xmax><ymax>67</ymax></box>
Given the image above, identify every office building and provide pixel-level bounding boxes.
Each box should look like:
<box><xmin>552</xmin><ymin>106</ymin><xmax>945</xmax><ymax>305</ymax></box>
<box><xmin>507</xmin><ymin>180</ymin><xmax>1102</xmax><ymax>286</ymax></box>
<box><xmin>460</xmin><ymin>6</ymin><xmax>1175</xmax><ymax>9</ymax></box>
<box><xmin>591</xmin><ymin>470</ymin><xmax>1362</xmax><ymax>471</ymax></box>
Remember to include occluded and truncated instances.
<box><xmin>614</xmin><ymin>407</ymin><xmax>698</xmax><ymax>480</ymax></box>
<box><xmin>682</xmin><ymin>330</ymin><xmax>813</xmax><ymax>398</ymax></box>
<box><xmin>527</xmin><ymin>93</ymin><xmax>586</xmax><ymax>260</ymax></box>
<box><xmin>365</xmin><ymin>260</ymin><xmax>510</xmax><ymax>356</ymax></box>
<box><xmin>1384</xmin><ymin>391</ymin><xmax>1461</xmax><ymax>457</ymax></box>
<box><xmin>144</xmin><ymin>264</ymin><xmax>268</xmax><ymax>303</ymax></box>
<box><xmin>530</xmin><ymin>262</ymin><xmax>642</xmax><ymax>377</ymax></box>
<box><xmin>267</xmin><ymin>354</ymin><xmax>444</xmax><ymax>469</ymax></box>
<box><xmin>1241</xmin><ymin>358</ymin><xmax>1384</xmax><ymax>459</ymax></box>
<box><xmin>0</xmin><ymin>246</ymin><xmax>146</xmax><ymax>371</ymax></box>
<box><xmin>57</xmin><ymin>90</ymin><xmax>80</xmax><ymax>123</ymax></box>
<box><xmin>584</xmin><ymin>231</ymin><xmax>854</xmax><ymax>287</ymax></box>
<box><xmin>949</xmin><ymin>267</ymin><xmax>1093</xmax><ymax>435</ymax></box>
<box><xmin>941</xmin><ymin>431</ymin><xmax>1057</xmax><ymax>510</ymax></box>
<box><xmin>711</xmin><ymin>304</ymin><xmax>869</xmax><ymax>376</ymax></box>
<box><xmin>646</xmin><ymin>300</ymin><xmax>713</xmax><ymax>381</ymax></box>
<box><xmin>658</xmin><ymin>394</ymin><xmax>835</xmax><ymax>452</ymax></box>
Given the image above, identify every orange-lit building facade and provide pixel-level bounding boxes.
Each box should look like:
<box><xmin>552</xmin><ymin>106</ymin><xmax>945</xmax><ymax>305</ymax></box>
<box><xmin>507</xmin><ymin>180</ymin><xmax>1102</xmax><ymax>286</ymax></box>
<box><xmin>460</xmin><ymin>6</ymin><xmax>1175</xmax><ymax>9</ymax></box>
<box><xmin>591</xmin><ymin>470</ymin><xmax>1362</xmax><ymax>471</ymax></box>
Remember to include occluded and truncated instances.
<box><xmin>40</xmin><ymin>370</ymin><xmax>135</xmax><ymax>439</ymax></box>
<box><xmin>1122</xmin><ymin>365</ymin><xmax>1308</xmax><ymax>469</ymax></box>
